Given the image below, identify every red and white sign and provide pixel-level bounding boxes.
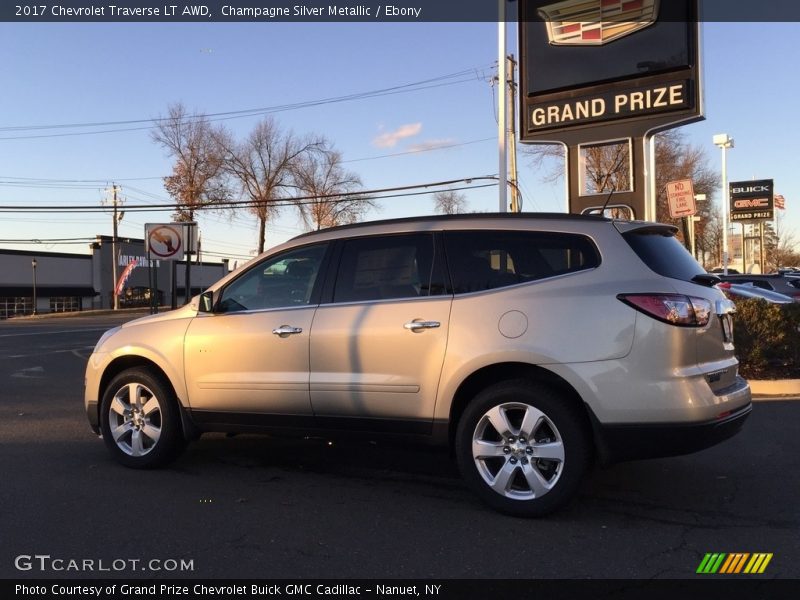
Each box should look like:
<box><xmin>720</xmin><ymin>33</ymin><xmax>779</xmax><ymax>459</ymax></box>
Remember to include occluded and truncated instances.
<box><xmin>145</xmin><ymin>223</ymin><xmax>184</xmax><ymax>261</ymax></box>
<box><xmin>666</xmin><ymin>179</ymin><xmax>696</xmax><ymax>218</ymax></box>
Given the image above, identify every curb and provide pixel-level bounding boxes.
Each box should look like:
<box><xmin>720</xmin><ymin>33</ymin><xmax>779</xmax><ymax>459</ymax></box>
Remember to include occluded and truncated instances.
<box><xmin>4</xmin><ymin>308</ymin><xmax>163</xmax><ymax>321</ymax></box>
<box><xmin>749</xmin><ymin>379</ymin><xmax>800</xmax><ymax>397</ymax></box>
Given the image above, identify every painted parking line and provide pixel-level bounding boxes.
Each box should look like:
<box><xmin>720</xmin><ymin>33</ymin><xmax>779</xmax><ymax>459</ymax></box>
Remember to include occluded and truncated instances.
<box><xmin>0</xmin><ymin>328</ymin><xmax>110</xmax><ymax>338</ymax></box>
<box><xmin>4</xmin><ymin>346</ymin><xmax>95</xmax><ymax>359</ymax></box>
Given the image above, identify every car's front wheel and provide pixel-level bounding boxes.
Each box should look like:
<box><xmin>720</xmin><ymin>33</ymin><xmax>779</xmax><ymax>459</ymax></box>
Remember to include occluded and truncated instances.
<box><xmin>99</xmin><ymin>368</ymin><xmax>185</xmax><ymax>468</ymax></box>
<box><xmin>455</xmin><ymin>380</ymin><xmax>590</xmax><ymax>516</ymax></box>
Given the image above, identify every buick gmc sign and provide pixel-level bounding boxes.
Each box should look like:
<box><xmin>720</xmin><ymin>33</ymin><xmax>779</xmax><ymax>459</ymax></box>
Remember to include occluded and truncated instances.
<box><xmin>730</xmin><ymin>179</ymin><xmax>774</xmax><ymax>222</ymax></box>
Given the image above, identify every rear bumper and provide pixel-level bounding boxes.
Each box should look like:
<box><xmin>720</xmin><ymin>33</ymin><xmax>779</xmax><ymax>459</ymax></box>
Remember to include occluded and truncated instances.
<box><xmin>595</xmin><ymin>403</ymin><xmax>751</xmax><ymax>463</ymax></box>
<box><xmin>590</xmin><ymin>375</ymin><xmax>752</xmax><ymax>464</ymax></box>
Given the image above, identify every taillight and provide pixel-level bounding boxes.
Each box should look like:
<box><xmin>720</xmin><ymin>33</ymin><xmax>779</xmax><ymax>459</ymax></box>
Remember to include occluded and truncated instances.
<box><xmin>617</xmin><ymin>294</ymin><xmax>712</xmax><ymax>327</ymax></box>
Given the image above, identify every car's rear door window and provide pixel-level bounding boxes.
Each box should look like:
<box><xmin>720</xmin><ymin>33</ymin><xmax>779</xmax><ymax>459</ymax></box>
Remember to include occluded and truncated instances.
<box><xmin>444</xmin><ymin>230</ymin><xmax>600</xmax><ymax>294</ymax></box>
<box><xmin>332</xmin><ymin>234</ymin><xmax>447</xmax><ymax>303</ymax></box>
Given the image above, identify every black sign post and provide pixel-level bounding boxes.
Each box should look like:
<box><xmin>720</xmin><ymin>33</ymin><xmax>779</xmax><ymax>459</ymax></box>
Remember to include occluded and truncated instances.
<box><xmin>518</xmin><ymin>0</ymin><xmax>702</xmax><ymax>220</ymax></box>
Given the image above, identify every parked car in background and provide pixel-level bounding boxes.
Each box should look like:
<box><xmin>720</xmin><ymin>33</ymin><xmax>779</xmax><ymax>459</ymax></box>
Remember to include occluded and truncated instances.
<box><xmin>716</xmin><ymin>281</ymin><xmax>795</xmax><ymax>304</ymax></box>
<box><xmin>85</xmin><ymin>214</ymin><xmax>751</xmax><ymax>516</ymax></box>
<box><xmin>715</xmin><ymin>273</ymin><xmax>800</xmax><ymax>301</ymax></box>
<box><xmin>709</xmin><ymin>267</ymin><xmax>740</xmax><ymax>274</ymax></box>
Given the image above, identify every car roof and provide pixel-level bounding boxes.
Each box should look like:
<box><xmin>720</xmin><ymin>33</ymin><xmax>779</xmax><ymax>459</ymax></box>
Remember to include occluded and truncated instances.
<box><xmin>290</xmin><ymin>212</ymin><xmax>622</xmax><ymax>242</ymax></box>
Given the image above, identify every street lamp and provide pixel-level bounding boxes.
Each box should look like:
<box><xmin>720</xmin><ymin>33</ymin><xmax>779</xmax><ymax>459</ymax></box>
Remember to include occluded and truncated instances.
<box><xmin>31</xmin><ymin>258</ymin><xmax>38</xmax><ymax>316</ymax></box>
<box><xmin>689</xmin><ymin>194</ymin><xmax>706</xmax><ymax>260</ymax></box>
<box><xmin>713</xmin><ymin>134</ymin><xmax>734</xmax><ymax>275</ymax></box>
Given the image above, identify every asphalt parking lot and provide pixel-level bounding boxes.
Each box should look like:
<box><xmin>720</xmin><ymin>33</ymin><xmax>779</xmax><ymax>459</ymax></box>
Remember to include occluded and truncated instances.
<box><xmin>1</xmin><ymin>312</ymin><xmax>798</xmax><ymax>580</ymax></box>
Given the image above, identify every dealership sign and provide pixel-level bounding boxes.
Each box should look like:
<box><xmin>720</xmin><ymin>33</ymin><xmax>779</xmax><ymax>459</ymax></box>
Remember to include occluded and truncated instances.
<box><xmin>519</xmin><ymin>0</ymin><xmax>700</xmax><ymax>141</ymax></box>
<box><xmin>517</xmin><ymin>0</ymin><xmax>701</xmax><ymax>221</ymax></box>
<box><xmin>529</xmin><ymin>81</ymin><xmax>690</xmax><ymax>133</ymax></box>
<box><xmin>729</xmin><ymin>180</ymin><xmax>774</xmax><ymax>222</ymax></box>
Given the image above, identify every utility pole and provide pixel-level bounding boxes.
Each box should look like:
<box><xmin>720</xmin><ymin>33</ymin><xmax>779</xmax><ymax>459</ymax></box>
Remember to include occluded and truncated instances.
<box><xmin>507</xmin><ymin>54</ymin><xmax>520</xmax><ymax>213</ymax></box>
<box><xmin>111</xmin><ymin>184</ymin><xmax>120</xmax><ymax>310</ymax></box>
<box><xmin>497</xmin><ymin>2</ymin><xmax>507</xmax><ymax>213</ymax></box>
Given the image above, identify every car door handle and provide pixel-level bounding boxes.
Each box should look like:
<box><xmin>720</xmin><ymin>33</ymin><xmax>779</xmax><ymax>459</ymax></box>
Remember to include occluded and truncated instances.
<box><xmin>272</xmin><ymin>325</ymin><xmax>303</xmax><ymax>337</ymax></box>
<box><xmin>404</xmin><ymin>320</ymin><xmax>441</xmax><ymax>332</ymax></box>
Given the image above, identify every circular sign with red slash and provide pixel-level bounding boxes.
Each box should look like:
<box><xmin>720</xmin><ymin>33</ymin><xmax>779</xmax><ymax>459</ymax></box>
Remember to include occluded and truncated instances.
<box><xmin>147</xmin><ymin>224</ymin><xmax>183</xmax><ymax>259</ymax></box>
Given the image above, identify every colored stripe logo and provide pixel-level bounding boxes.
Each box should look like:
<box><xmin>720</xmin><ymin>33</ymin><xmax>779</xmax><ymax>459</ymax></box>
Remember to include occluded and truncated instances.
<box><xmin>697</xmin><ymin>553</ymin><xmax>773</xmax><ymax>574</ymax></box>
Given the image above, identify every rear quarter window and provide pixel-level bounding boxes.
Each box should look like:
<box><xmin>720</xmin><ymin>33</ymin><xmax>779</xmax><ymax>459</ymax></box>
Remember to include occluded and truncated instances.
<box><xmin>623</xmin><ymin>230</ymin><xmax>705</xmax><ymax>282</ymax></box>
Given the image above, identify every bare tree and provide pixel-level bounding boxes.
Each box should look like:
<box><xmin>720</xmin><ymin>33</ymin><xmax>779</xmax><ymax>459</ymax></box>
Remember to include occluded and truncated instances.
<box><xmin>215</xmin><ymin>118</ymin><xmax>323</xmax><ymax>253</ymax></box>
<box><xmin>151</xmin><ymin>103</ymin><xmax>228</xmax><ymax>222</ymax></box>
<box><xmin>583</xmin><ymin>141</ymin><xmax>632</xmax><ymax>194</ymax></box>
<box><xmin>293</xmin><ymin>147</ymin><xmax>372</xmax><ymax>230</ymax></box>
<box><xmin>522</xmin><ymin>130</ymin><xmax>719</xmax><ymax>239</ymax></box>
<box><xmin>434</xmin><ymin>190</ymin><xmax>468</xmax><ymax>215</ymax></box>
<box><xmin>652</xmin><ymin>130</ymin><xmax>718</xmax><ymax>226</ymax></box>
<box><xmin>765</xmin><ymin>214</ymin><xmax>800</xmax><ymax>270</ymax></box>
<box><xmin>694</xmin><ymin>209</ymin><xmax>723</xmax><ymax>268</ymax></box>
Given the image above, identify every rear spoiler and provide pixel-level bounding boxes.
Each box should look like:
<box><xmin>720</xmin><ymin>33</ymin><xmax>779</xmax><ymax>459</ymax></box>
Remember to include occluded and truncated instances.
<box><xmin>612</xmin><ymin>221</ymin><xmax>679</xmax><ymax>236</ymax></box>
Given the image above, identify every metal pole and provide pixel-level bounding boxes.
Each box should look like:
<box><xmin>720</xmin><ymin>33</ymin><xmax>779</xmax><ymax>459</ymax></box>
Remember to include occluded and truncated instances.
<box><xmin>497</xmin><ymin>1</ymin><xmax>507</xmax><ymax>213</ymax></box>
<box><xmin>720</xmin><ymin>144</ymin><xmax>730</xmax><ymax>275</ymax></box>
<box><xmin>646</xmin><ymin>135</ymin><xmax>657</xmax><ymax>222</ymax></box>
<box><xmin>31</xmin><ymin>258</ymin><xmax>37</xmax><ymax>316</ymax></box>
<box><xmin>507</xmin><ymin>54</ymin><xmax>520</xmax><ymax>213</ymax></box>
<box><xmin>741</xmin><ymin>223</ymin><xmax>746</xmax><ymax>274</ymax></box>
<box><xmin>170</xmin><ymin>261</ymin><xmax>177</xmax><ymax>310</ymax></box>
<box><xmin>183</xmin><ymin>222</ymin><xmax>197</xmax><ymax>305</ymax></box>
<box><xmin>111</xmin><ymin>184</ymin><xmax>120</xmax><ymax>310</ymax></box>
<box><xmin>760</xmin><ymin>221</ymin><xmax>766</xmax><ymax>273</ymax></box>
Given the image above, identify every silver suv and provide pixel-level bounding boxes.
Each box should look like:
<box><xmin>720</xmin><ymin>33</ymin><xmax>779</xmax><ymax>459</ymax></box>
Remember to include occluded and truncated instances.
<box><xmin>85</xmin><ymin>214</ymin><xmax>751</xmax><ymax>516</ymax></box>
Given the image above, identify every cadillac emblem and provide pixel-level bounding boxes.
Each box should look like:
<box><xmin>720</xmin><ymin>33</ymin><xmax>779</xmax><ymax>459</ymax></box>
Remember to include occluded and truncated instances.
<box><xmin>538</xmin><ymin>0</ymin><xmax>660</xmax><ymax>46</ymax></box>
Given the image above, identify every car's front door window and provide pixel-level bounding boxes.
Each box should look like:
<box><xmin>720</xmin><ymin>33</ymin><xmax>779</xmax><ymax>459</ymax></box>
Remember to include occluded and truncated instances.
<box><xmin>218</xmin><ymin>244</ymin><xmax>327</xmax><ymax>313</ymax></box>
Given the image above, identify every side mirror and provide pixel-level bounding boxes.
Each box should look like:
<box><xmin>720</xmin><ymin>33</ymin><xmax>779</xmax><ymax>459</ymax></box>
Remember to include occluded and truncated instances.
<box><xmin>199</xmin><ymin>290</ymin><xmax>215</xmax><ymax>313</ymax></box>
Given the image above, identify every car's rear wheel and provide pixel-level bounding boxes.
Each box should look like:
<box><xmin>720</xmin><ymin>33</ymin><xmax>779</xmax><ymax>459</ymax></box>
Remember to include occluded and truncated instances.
<box><xmin>100</xmin><ymin>368</ymin><xmax>185</xmax><ymax>468</ymax></box>
<box><xmin>455</xmin><ymin>379</ymin><xmax>590</xmax><ymax>516</ymax></box>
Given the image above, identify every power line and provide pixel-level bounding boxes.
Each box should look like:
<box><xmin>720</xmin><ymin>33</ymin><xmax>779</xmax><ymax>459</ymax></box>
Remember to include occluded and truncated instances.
<box><xmin>0</xmin><ymin>239</ymin><xmax>96</xmax><ymax>244</ymax></box>
<box><xmin>0</xmin><ymin>68</ymin><xmax>492</xmax><ymax>141</ymax></box>
<box><xmin>0</xmin><ymin>137</ymin><xmax>495</xmax><ymax>188</ymax></box>
<box><xmin>0</xmin><ymin>177</ymin><xmax>499</xmax><ymax>213</ymax></box>
<box><xmin>0</xmin><ymin>68</ymin><xmax>485</xmax><ymax>132</ymax></box>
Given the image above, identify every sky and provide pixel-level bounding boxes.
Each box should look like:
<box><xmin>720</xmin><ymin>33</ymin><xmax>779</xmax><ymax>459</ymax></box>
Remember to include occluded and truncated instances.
<box><xmin>0</xmin><ymin>19</ymin><xmax>799</xmax><ymax>266</ymax></box>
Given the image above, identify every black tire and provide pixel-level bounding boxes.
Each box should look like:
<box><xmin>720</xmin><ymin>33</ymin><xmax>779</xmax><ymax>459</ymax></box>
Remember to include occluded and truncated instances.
<box><xmin>99</xmin><ymin>368</ymin><xmax>186</xmax><ymax>469</ymax></box>
<box><xmin>455</xmin><ymin>379</ymin><xmax>590</xmax><ymax>517</ymax></box>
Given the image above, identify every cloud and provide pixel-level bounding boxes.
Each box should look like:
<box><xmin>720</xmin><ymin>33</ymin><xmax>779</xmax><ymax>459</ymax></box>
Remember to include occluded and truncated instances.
<box><xmin>372</xmin><ymin>123</ymin><xmax>422</xmax><ymax>148</ymax></box>
<box><xmin>406</xmin><ymin>138</ymin><xmax>458</xmax><ymax>153</ymax></box>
